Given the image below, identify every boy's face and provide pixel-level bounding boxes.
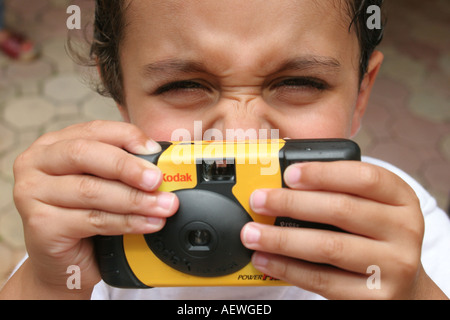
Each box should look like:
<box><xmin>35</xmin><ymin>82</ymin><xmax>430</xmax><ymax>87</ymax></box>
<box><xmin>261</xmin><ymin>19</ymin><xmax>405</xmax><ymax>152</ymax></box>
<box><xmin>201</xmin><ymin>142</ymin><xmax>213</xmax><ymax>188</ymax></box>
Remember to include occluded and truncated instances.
<box><xmin>118</xmin><ymin>0</ymin><xmax>373</xmax><ymax>141</ymax></box>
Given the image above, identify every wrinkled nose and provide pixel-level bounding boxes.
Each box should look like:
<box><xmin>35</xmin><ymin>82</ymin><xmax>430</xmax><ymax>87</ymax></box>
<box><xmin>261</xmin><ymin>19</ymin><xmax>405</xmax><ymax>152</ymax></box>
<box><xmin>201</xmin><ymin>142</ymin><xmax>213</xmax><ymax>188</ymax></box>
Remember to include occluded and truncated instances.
<box><xmin>207</xmin><ymin>97</ymin><xmax>279</xmax><ymax>142</ymax></box>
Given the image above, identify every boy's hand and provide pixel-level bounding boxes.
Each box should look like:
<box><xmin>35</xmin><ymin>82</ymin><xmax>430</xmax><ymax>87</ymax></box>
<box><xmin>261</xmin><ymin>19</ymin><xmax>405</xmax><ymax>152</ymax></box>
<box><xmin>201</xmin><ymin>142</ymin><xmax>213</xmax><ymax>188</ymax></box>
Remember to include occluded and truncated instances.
<box><xmin>9</xmin><ymin>120</ymin><xmax>179</xmax><ymax>298</ymax></box>
<box><xmin>241</xmin><ymin>161</ymin><xmax>445</xmax><ymax>299</ymax></box>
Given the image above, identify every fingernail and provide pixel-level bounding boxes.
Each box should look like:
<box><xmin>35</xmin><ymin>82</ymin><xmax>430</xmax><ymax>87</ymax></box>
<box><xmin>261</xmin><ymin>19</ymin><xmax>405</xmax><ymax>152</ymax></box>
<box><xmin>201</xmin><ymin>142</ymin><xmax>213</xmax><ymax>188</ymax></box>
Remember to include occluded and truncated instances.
<box><xmin>145</xmin><ymin>140</ymin><xmax>162</xmax><ymax>154</ymax></box>
<box><xmin>141</xmin><ymin>169</ymin><xmax>161</xmax><ymax>190</ymax></box>
<box><xmin>252</xmin><ymin>252</ymin><xmax>269</xmax><ymax>269</ymax></box>
<box><xmin>250</xmin><ymin>190</ymin><xmax>267</xmax><ymax>212</ymax></box>
<box><xmin>146</xmin><ymin>217</ymin><xmax>164</xmax><ymax>227</ymax></box>
<box><xmin>242</xmin><ymin>223</ymin><xmax>261</xmax><ymax>244</ymax></box>
<box><xmin>134</xmin><ymin>140</ymin><xmax>162</xmax><ymax>155</ymax></box>
<box><xmin>157</xmin><ymin>193</ymin><xmax>176</xmax><ymax>211</ymax></box>
<box><xmin>284</xmin><ymin>166</ymin><xmax>302</xmax><ymax>186</ymax></box>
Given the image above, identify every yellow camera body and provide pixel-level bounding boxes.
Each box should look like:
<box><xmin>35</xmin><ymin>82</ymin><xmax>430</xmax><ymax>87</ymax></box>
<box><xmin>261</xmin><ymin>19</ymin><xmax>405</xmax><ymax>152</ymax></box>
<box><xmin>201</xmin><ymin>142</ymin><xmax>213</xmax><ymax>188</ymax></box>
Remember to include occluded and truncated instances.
<box><xmin>94</xmin><ymin>139</ymin><xmax>360</xmax><ymax>288</ymax></box>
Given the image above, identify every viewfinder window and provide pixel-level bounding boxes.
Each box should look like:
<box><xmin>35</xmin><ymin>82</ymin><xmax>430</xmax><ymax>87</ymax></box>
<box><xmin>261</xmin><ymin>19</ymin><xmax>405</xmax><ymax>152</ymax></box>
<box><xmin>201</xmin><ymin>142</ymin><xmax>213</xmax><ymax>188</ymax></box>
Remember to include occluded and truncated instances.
<box><xmin>202</xmin><ymin>159</ymin><xmax>235</xmax><ymax>182</ymax></box>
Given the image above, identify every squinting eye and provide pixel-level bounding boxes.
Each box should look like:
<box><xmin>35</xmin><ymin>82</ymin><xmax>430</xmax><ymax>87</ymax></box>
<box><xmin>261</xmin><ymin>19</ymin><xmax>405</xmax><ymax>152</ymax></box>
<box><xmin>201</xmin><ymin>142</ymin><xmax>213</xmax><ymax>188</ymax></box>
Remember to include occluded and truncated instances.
<box><xmin>271</xmin><ymin>77</ymin><xmax>328</xmax><ymax>91</ymax></box>
<box><xmin>155</xmin><ymin>80</ymin><xmax>209</xmax><ymax>95</ymax></box>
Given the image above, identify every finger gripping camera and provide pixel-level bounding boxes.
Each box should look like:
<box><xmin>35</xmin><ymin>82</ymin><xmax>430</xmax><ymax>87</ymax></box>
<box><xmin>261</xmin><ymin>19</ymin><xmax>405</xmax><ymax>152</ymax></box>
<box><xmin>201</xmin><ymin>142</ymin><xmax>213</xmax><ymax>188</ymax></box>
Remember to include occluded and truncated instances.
<box><xmin>94</xmin><ymin>139</ymin><xmax>360</xmax><ymax>288</ymax></box>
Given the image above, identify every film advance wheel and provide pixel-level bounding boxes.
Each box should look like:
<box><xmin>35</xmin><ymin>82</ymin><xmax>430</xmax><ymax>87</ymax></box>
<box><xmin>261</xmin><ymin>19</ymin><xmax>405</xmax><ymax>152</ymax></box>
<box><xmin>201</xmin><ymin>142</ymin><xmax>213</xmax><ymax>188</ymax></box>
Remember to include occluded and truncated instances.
<box><xmin>145</xmin><ymin>189</ymin><xmax>253</xmax><ymax>277</ymax></box>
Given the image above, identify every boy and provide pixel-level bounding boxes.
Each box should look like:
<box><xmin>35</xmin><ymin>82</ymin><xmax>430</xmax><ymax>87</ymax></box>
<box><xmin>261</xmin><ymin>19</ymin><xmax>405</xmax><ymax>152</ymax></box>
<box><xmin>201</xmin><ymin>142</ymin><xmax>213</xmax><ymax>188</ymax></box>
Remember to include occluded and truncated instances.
<box><xmin>1</xmin><ymin>0</ymin><xmax>449</xmax><ymax>299</ymax></box>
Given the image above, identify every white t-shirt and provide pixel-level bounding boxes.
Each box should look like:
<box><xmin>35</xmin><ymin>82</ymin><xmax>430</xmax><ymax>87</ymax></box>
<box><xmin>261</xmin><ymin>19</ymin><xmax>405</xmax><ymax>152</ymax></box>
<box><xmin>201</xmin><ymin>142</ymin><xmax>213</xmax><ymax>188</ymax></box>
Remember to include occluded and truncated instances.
<box><xmin>90</xmin><ymin>156</ymin><xmax>450</xmax><ymax>299</ymax></box>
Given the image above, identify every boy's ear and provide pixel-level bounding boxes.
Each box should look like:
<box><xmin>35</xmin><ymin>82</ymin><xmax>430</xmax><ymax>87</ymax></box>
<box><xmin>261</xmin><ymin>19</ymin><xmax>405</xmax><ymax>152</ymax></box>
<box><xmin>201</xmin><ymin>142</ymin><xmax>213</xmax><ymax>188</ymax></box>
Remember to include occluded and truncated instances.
<box><xmin>350</xmin><ymin>50</ymin><xmax>384</xmax><ymax>137</ymax></box>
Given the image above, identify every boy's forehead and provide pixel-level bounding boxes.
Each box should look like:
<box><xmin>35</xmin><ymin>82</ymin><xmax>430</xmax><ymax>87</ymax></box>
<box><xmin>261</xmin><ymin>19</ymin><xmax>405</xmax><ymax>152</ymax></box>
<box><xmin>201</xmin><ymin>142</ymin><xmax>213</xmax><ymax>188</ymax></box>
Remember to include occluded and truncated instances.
<box><xmin>123</xmin><ymin>0</ymin><xmax>359</xmax><ymax>76</ymax></box>
<box><xmin>126</xmin><ymin>0</ymin><xmax>352</xmax><ymax>30</ymax></box>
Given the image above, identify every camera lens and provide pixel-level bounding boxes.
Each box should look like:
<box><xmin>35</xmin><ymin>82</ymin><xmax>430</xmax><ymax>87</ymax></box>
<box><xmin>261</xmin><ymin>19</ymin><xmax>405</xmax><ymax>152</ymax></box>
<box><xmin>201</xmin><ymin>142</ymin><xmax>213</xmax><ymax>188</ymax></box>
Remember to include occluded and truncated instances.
<box><xmin>188</xmin><ymin>229</ymin><xmax>211</xmax><ymax>247</ymax></box>
<box><xmin>181</xmin><ymin>221</ymin><xmax>217</xmax><ymax>254</ymax></box>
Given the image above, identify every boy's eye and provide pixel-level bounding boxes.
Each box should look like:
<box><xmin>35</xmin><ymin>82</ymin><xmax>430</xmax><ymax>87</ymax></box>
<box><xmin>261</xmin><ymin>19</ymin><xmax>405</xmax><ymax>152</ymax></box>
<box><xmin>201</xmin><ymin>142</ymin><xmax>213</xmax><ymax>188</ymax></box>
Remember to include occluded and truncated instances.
<box><xmin>267</xmin><ymin>76</ymin><xmax>331</xmax><ymax>105</ymax></box>
<box><xmin>155</xmin><ymin>80</ymin><xmax>209</xmax><ymax>95</ymax></box>
<box><xmin>152</xmin><ymin>80</ymin><xmax>214</xmax><ymax>108</ymax></box>
<box><xmin>270</xmin><ymin>77</ymin><xmax>328</xmax><ymax>91</ymax></box>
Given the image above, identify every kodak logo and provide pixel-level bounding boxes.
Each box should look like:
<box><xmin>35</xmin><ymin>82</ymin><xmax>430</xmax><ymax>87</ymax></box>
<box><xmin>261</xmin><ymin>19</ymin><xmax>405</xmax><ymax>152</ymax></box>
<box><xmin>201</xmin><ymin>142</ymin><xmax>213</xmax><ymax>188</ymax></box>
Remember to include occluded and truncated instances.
<box><xmin>163</xmin><ymin>173</ymin><xmax>192</xmax><ymax>182</ymax></box>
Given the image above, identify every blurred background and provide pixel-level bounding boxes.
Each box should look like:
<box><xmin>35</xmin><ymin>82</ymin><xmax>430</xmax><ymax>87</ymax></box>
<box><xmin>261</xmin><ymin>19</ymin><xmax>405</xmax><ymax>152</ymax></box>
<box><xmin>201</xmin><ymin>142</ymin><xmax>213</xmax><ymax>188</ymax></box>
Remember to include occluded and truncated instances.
<box><xmin>0</xmin><ymin>0</ymin><xmax>449</xmax><ymax>287</ymax></box>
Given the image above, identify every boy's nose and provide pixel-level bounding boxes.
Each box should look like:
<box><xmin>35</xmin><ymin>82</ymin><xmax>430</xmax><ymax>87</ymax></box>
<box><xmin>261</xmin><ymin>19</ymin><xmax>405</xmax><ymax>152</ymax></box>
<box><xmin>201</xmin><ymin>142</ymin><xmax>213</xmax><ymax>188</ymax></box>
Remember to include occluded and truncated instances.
<box><xmin>208</xmin><ymin>98</ymin><xmax>277</xmax><ymax>141</ymax></box>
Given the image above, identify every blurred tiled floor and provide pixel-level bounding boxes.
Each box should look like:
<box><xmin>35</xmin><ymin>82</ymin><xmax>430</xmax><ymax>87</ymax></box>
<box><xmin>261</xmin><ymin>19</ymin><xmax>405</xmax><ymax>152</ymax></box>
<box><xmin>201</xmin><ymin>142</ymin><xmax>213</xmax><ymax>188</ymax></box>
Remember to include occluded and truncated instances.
<box><xmin>0</xmin><ymin>0</ymin><xmax>449</xmax><ymax>288</ymax></box>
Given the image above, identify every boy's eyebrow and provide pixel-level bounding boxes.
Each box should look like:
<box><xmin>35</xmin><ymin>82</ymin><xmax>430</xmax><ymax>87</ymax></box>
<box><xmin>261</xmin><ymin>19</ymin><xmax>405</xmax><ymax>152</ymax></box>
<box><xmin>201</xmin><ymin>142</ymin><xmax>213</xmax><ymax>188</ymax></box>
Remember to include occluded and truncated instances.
<box><xmin>142</xmin><ymin>55</ymin><xmax>341</xmax><ymax>78</ymax></box>
<box><xmin>142</xmin><ymin>59</ymin><xmax>207</xmax><ymax>78</ymax></box>
<box><xmin>275</xmin><ymin>55</ymin><xmax>341</xmax><ymax>74</ymax></box>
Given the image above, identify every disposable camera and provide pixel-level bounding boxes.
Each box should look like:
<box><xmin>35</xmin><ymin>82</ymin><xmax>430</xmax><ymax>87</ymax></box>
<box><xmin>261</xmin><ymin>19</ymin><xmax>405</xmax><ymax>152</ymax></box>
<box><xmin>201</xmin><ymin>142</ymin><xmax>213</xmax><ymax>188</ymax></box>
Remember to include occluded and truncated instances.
<box><xmin>94</xmin><ymin>139</ymin><xmax>360</xmax><ymax>288</ymax></box>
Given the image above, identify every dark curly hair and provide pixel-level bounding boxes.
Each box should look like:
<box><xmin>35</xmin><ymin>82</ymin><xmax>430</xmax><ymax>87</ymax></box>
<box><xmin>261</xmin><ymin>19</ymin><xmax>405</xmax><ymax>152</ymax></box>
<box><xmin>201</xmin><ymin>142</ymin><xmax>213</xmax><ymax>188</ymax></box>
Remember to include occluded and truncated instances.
<box><xmin>89</xmin><ymin>0</ymin><xmax>385</xmax><ymax>106</ymax></box>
